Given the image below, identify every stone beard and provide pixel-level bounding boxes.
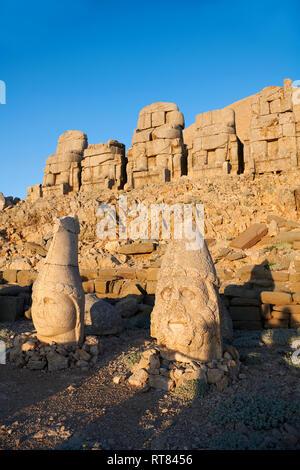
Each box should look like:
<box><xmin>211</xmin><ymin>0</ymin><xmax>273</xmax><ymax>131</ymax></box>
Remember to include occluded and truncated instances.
<box><xmin>151</xmin><ymin>240</ymin><xmax>222</xmax><ymax>362</ymax></box>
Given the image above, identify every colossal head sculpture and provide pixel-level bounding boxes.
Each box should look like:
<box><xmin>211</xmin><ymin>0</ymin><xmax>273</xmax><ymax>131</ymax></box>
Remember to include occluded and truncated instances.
<box><xmin>151</xmin><ymin>238</ymin><xmax>222</xmax><ymax>362</ymax></box>
<box><xmin>31</xmin><ymin>216</ymin><xmax>84</xmax><ymax>346</ymax></box>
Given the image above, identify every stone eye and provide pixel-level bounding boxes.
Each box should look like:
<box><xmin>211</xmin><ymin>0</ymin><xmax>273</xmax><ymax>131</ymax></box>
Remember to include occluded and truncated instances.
<box><xmin>161</xmin><ymin>287</ymin><xmax>172</xmax><ymax>301</ymax></box>
<box><xmin>180</xmin><ymin>288</ymin><xmax>195</xmax><ymax>300</ymax></box>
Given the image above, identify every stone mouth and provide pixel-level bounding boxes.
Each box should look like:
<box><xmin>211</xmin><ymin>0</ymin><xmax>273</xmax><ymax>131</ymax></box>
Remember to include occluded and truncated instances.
<box><xmin>168</xmin><ymin>320</ymin><xmax>187</xmax><ymax>333</ymax></box>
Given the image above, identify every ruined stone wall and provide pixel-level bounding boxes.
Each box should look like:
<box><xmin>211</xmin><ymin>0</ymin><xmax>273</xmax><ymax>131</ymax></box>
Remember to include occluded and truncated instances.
<box><xmin>26</xmin><ymin>79</ymin><xmax>300</xmax><ymax>201</ymax></box>
<box><xmin>126</xmin><ymin>102</ymin><xmax>186</xmax><ymax>189</ymax></box>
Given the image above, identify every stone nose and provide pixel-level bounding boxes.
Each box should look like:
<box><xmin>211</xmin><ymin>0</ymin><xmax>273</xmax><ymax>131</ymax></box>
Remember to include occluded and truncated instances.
<box><xmin>169</xmin><ymin>289</ymin><xmax>180</xmax><ymax>301</ymax></box>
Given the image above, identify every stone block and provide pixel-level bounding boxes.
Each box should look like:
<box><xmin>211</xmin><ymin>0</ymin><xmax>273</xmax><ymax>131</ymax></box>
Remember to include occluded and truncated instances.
<box><xmin>120</xmin><ymin>281</ymin><xmax>145</xmax><ymax>296</ymax></box>
<box><xmin>149</xmin><ymin>374</ymin><xmax>174</xmax><ymax>391</ymax></box>
<box><xmin>260</xmin><ymin>291</ymin><xmax>292</xmax><ymax>305</ymax></box>
<box><xmin>137</xmin><ymin>113</ymin><xmax>152</xmax><ymax>130</ymax></box>
<box><xmin>80</xmin><ymin>270</ymin><xmax>99</xmax><ymax>281</ymax></box>
<box><xmin>132</xmin><ymin>129</ymin><xmax>153</xmax><ymax>145</ymax></box>
<box><xmin>151</xmin><ymin>111</ymin><xmax>165</xmax><ymax>127</ymax></box>
<box><xmin>230</xmin><ymin>223</ymin><xmax>268</xmax><ymax>250</ymax></box>
<box><xmin>260</xmin><ymin>304</ymin><xmax>272</xmax><ymax>320</ymax></box>
<box><xmin>166</xmin><ymin>111</ymin><xmax>185</xmax><ymax>128</ymax></box>
<box><xmin>264</xmin><ymin>318</ymin><xmax>289</xmax><ymax>329</ymax></box>
<box><xmin>82</xmin><ymin>280</ymin><xmax>95</xmax><ymax>294</ymax></box>
<box><xmin>271</xmin><ymin>310</ymin><xmax>290</xmax><ymax>320</ymax></box>
<box><xmin>17</xmin><ymin>271</ymin><xmax>38</xmax><ymax>287</ymax></box>
<box><xmin>224</xmin><ymin>286</ymin><xmax>258</xmax><ymax>299</ymax></box>
<box><xmin>202</xmin><ymin>133</ymin><xmax>228</xmax><ymax>150</ymax></box>
<box><xmin>114</xmin><ymin>268</ymin><xmax>137</xmax><ymax>279</ymax></box>
<box><xmin>94</xmin><ymin>280</ymin><xmax>108</xmax><ymax>294</ymax></box>
<box><xmin>229</xmin><ymin>306</ymin><xmax>261</xmax><ymax>322</ymax></box>
<box><xmin>2</xmin><ymin>270</ymin><xmax>17</xmax><ymax>284</ymax></box>
<box><xmin>118</xmin><ymin>242</ymin><xmax>156</xmax><ymax>255</ymax></box>
<box><xmin>0</xmin><ymin>296</ymin><xmax>24</xmax><ymax>322</ymax></box>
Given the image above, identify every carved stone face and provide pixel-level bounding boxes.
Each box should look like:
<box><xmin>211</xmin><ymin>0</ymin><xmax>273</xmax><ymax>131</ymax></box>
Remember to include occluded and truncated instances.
<box><xmin>31</xmin><ymin>216</ymin><xmax>84</xmax><ymax>346</ymax></box>
<box><xmin>31</xmin><ymin>290</ymin><xmax>77</xmax><ymax>342</ymax></box>
<box><xmin>151</xmin><ymin>239</ymin><xmax>222</xmax><ymax>362</ymax></box>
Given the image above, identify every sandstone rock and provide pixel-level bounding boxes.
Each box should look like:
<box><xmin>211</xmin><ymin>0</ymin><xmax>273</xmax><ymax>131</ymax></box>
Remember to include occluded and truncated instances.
<box><xmin>21</xmin><ymin>340</ymin><xmax>36</xmax><ymax>352</ymax></box>
<box><xmin>17</xmin><ymin>270</ymin><xmax>37</xmax><ymax>287</ymax></box>
<box><xmin>46</xmin><ymin>351</ymin><xmax>69</xmax><ymax>371</ymax></box>
<box><xmin>264</xmin><ymin>318</ymin><xmax>289</xmax><ymax>328</ymax></box>
<box><xmin>151</xmin><ymin>239</ymin><xmax>222</xmax><ymax>362</ymax></box>
<box><xmin>260</xmin><ymin>291</ymin><xmax>292</xmax><ymax>305</ymax></box>
<box><xmin>128</xmin><ymin>368</ymin><xmax>149</xmax><ymax>387</ymax></box>
<box><xmin>148</xmin><ymin>375</ymin><xmax>174</xmax><ymax>391</ymax></box>
<box><xmin>115</xmin><ymin>297</ymin><xmax>139</xmax><ymax>318</ymax></box>
<box><xmin>31</xmin><ymin>216</ymin><xmax>85</xmax><ymax>346</ymax></box>
<box><xmin>84</xmin><ymin>294</ymin><xmax>123</xmax><ymax>335</ymax></box>
<box><xmin>25</xmin><ymin>242</ymin><xmax>47</xmax><ymax>257</ymax></box>
<box><xmin>118</xmin><ymin>242</ymin><xmax>156</xmax><ymax>255</ymax></box>
<box><xmin>230</xmin><ymin>223</ymin><xmax>268</xmax><ymax>250</ymax></box>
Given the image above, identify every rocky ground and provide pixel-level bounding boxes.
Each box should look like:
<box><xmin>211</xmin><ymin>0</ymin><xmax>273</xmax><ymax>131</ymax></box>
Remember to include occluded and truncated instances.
<box><xmin>0</xmin><ymin>321</ymin><xmax>300</xmax><ymax>451</ymax></box>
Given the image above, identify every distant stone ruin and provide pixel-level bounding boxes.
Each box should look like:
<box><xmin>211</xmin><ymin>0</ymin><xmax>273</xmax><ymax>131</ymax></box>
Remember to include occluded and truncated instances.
<box><xmin>26</xmin><ymin>79</ymin><xmax>300</xmax><ymax>200</ymax></box>
<box><xmin>184</xmin><ymin>108</ymin><xmax>240</xmax><ymax>177</ymax></box>
<box><xmin>43</xmin><ymin>130</ymin><xmax>87</xmax><ymax>196</ymax></box>
<box><xmin>126</xmin><ymin>102</ymin><xmax>186</xmax><ymax>189</ymax></box>
<box><xmin>81</xmin><ymin>140</ymin><xmax>126</xmax><ymax>191</ymax></box>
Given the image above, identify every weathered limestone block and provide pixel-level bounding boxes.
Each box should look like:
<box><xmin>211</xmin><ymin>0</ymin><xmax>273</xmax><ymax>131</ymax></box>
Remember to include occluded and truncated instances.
<box><xmin>186</xmin><ymin>108</ymin><xmax>240</xmax><ymax>178</ymax></box>
<box><xmin>84</xmin><ymin>294</ymin><xmax>123</xmax><ymax>335</ymax></box>
<box><xmin>31</xmin><ymin>216</ymin><xmax>85</xmax><ymax>346</ymax></box>
<box><xmin>230</xmin><ymin>223</ymin><xmax>268</xmax><ymax>249</ymax></box>
<box><xmin>81</xmin><ymin>140</ymin><xmax>126</xmax><ymax>190</ymax></box>
<box><xmin>151</xmin><ymin>239</ymin><xmax>223</xmax><ymax>362</ymax></box>
<box><xmin>126</xmin><ymin>102</ymin><xmax>186</xmax><ymax>189</ymax></box>
<box><xmin>42</xmin><ymin>130</ymin><xmax>87</xmax><ymax>195</ymax></box>
<box><xmin>27</xmin><ymin>184</ymin><xmax>42</xmax><ymax>200</ymax></box>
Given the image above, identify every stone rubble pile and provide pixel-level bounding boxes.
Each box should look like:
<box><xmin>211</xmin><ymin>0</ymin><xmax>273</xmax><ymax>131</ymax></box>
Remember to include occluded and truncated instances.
<box><xmin>127</xmin><ymin>344</ymin><xmax>241</xmax><ymax>393</ymax></box>
<box><xmin>7</xmin><ymin>332</ymin><xmax>103</xmax><ymax>371</ymax></box>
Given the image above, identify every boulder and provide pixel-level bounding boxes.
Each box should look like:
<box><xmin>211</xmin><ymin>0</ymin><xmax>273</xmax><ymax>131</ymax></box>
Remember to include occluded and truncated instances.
<box><xmin>115</xmin><ymin>296</ymin><xmax>139</xmax><ymax>318</ymax></box>
<box><xmin>84</xmin><ymin>294</ymin><xmax>123</xmax><ymax>336</ymax></box>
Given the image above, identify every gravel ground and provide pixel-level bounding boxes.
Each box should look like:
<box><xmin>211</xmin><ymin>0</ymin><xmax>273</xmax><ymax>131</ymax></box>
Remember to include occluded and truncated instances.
<box><xmin>0</xmin><ymin>322</ymin><xmax>300</xmax><ymax>450</ymax></box>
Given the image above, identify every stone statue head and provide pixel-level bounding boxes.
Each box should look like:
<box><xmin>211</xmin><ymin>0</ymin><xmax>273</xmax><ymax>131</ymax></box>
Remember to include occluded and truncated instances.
<box><xmin>31</xmin><ymin>216</ymin><xmax>84</xmax><ymax>346</ymax></box>
<box><xmin>151</xmin><ymin>239</ymin><xmax>222</xmax><ymax>362</ymax></box>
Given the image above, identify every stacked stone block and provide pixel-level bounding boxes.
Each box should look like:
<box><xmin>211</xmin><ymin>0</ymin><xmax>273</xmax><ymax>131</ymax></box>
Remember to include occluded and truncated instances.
<box><xmin>81</xmin><ymin>140</ymin><xmax>126</xmax><ymax>191</ymax></box>
<box><xmin>247</xmin><ymin>79</ymin><xmax>298</xmax><ymax>174</ymax></box>
<box><xmin>186</xmin><ymin>108</ymin><xmax>240</xmax><ymax>177</ymax></box>
<box><xmin>43</xmin><ymin>130</ymin><xmax>88</xmax><ymax>196</ymax></box>
<box><xmin>126</xmin><ymin>102</ymin><xmax>186</xmax><ymax>189</ymax></box>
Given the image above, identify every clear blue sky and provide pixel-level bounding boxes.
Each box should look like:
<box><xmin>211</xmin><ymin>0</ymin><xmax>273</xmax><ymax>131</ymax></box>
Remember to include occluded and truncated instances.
<box><xmin>1</xmin><ymin>0</ymin><xmax>299</xmax><ymax>199</ymax></box>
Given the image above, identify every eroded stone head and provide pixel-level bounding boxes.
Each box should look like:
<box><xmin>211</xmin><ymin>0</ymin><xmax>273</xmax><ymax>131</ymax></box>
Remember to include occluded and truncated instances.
<box><xmin>151</xmin><ymin>239</ymin><xmax>222</xmax><ymax>362</ymax></box>
<box><xmin>31</xmin><ymin>216</ymin><xmax>84</xmax><ymax>346</ymax></box>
